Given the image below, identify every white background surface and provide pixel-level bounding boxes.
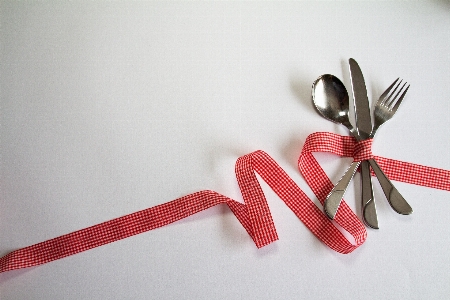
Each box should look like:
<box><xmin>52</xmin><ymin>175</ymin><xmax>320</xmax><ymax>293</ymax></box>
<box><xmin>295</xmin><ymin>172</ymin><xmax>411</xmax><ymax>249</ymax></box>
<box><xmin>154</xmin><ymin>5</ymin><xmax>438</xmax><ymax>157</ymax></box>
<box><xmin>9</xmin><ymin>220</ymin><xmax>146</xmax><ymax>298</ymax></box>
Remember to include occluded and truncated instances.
<box><xmin>1</xmin><ymin>1</ymin><xmax>449</xmax><ymax>299</ymax></box>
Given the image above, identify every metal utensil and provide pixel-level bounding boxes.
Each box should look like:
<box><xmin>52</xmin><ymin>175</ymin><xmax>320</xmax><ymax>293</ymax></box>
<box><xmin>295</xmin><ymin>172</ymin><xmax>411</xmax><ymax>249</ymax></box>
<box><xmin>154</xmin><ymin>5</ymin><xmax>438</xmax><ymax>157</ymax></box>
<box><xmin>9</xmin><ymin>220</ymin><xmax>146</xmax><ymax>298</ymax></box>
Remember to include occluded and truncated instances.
<box><xmin>371</xmin><ymin>78</ymin><xmax>409</xmax><ymax>138</ymax></box>
<box><xmin>349</xmin><ymin>58</ymin><xmax>377</xmax><ymax>229</ymax></box>
<box><xmin>311</xmin><ymin>74</ymin><xmax>357</xmax><ymax>136</ymax></box>
<box><xmin>312</xmin><ymin>74</ymin><xmax>413</xmax><ymax>220</ymax></box>
<box><xmin>312</xmin><ymin>74</ymin><xmax>362</xmax><ymax>218</ymax></box>
<box><xmin>368</xmin><ymin>79</ymin><xmax>412</xmax><ymax>215</ymax></box>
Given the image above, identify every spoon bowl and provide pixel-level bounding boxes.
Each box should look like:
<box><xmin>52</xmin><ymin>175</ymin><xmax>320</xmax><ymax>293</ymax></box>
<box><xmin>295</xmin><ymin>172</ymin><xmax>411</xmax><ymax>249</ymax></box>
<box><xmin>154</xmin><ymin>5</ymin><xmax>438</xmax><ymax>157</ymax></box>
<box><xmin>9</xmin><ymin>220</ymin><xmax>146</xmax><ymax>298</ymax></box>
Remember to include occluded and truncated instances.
<box><xmin>312</xmin><ymin>74</ymin><xmax>353</xmax><ymax>133</ymax></box>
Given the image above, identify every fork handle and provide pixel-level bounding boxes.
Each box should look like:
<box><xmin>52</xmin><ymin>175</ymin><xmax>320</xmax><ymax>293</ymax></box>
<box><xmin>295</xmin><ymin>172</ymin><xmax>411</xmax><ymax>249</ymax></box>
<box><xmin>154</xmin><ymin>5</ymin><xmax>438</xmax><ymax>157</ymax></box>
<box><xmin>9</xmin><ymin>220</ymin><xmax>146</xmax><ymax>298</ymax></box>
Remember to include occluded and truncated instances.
<box><xmin>368</xmin><ymin>158</ymin><xmax>413</xmax><ymax>215</ymax></box>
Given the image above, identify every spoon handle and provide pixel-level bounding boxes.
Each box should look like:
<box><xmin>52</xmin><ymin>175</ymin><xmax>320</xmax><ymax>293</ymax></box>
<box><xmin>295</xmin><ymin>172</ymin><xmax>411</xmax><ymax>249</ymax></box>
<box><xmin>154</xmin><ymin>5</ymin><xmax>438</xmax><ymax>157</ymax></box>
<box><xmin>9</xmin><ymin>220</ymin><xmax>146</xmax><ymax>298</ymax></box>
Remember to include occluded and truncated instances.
<box><xmin>324</xmin><ymin>161</ymin><xmax>360</xmax><ymax>219</ymax></box>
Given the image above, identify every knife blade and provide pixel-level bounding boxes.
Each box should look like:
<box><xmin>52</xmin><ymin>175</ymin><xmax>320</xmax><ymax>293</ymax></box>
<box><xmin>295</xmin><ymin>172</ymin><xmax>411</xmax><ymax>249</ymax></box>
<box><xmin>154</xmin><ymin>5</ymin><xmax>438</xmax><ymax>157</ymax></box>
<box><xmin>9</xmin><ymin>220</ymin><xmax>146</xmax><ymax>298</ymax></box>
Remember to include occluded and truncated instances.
<box><xmin>349</xmin><ymin>58</ymin><xmax>371</xmax><ymax>139</ymax></box>
<box><xmin>349</xmin><ymin>58</ymin><xmax>379</xmax><ymax>229</ymax></box>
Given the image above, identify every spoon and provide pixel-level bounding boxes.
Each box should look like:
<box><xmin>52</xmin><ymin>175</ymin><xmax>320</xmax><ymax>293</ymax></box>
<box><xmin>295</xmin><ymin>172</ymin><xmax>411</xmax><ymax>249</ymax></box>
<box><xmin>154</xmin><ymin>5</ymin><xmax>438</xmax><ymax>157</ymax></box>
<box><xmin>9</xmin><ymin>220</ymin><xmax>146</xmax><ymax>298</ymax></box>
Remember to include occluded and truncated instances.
<box><xmin>311</xmin><ymin>74</ymin><xmax>357</xmax><ymax>137</ymax></box>
<box><xmin>311</xmin><ymin>74</ymin><xmax>365</xmax><ymax>220</ymax></box>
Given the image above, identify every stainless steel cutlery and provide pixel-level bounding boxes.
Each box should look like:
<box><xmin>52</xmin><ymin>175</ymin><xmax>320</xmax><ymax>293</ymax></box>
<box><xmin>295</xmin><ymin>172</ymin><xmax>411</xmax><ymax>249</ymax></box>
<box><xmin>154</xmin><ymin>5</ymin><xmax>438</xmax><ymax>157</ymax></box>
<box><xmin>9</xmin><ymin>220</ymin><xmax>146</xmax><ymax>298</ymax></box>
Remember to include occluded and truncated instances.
<box><xmin>312</xmin><ymin>59</ymin><xmax>413</xmax><ymax>228</ymax></box>
<box><xmin>350</xmin><ymin>58</ymin><xmax>377</xmax><ymax>228</ymax></box>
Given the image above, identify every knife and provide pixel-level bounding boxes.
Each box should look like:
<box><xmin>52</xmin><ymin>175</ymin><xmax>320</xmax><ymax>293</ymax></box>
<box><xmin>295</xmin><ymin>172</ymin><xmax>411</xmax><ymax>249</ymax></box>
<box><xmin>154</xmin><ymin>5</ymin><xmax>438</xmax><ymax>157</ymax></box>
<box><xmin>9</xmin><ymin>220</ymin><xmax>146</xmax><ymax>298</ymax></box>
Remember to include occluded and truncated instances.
<box><xmin>349</xmin><ymin>58</ymin><xmax>379</xmax><ymax>229</ymax></box>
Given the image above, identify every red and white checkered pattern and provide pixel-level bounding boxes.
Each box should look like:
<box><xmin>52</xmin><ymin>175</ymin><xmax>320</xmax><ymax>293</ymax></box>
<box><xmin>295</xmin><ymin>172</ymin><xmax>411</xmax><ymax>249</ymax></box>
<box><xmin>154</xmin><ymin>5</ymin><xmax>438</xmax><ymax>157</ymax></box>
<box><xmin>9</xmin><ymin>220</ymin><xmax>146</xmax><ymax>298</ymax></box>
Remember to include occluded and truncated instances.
<box><xmin>0</xmin><ymin>132</ymin><xmax>448</xmax><ymax>273</ymax></box>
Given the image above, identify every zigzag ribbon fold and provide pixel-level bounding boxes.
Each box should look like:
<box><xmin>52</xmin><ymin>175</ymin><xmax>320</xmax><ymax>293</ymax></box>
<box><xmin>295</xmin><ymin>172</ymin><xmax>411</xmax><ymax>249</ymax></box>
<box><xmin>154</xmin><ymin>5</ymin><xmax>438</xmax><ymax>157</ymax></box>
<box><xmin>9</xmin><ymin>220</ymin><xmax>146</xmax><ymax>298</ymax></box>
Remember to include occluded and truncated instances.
<box><xmin>1</xmin><ymin>132</ymin><xmax>448</xmax><ymax>273</ymax></box>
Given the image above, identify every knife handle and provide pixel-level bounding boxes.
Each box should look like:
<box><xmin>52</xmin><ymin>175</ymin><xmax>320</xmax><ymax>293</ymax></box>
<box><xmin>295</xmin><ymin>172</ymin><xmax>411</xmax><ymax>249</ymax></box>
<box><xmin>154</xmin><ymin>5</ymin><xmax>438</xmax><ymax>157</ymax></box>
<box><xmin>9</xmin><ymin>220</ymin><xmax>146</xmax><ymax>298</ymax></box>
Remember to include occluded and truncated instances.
<box><xmin>324</xmin><ymin>161</ymin><xmax>360</xmax><ymax>219</ymax></box>
<box><xmin>368</xmin><ymin>158</ymin><xmax>413</xmax><ymax>215</ymax></box>
<box><xmin>360</xmin><ymin>160</ymin><xmax>378</xmax><ymax>229</ymax></box>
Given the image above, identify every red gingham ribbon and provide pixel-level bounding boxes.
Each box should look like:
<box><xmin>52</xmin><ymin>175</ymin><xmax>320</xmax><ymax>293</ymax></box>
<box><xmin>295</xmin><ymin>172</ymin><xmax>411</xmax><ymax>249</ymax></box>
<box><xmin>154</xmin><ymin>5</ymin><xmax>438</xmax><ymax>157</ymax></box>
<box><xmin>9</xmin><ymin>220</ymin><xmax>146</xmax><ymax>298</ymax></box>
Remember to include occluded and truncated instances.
<box><xmin>352</xmin><ymin>139</ymin><xmax>374</xmax><ymax>162</ymax></box>
<box><xmin>1</xmin><ymin>132</ymin><xmax>449</xmax><ymax>273</ymax></box>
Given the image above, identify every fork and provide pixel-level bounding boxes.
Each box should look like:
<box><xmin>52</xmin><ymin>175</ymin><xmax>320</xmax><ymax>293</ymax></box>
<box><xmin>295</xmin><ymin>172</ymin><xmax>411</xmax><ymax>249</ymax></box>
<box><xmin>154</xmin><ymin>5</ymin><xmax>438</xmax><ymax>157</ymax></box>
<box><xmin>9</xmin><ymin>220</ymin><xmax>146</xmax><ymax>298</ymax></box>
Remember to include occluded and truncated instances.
<box><xmin>366</xmin><ymin>79</ymin><xmax>412</xmax><ymax>215</ymax></box>
<box><xmin>371</xmin><ymin>78</ymin><xmax>409</xmax><ymax>138</ymax></box>
<box><xmin>324</xmin><ymin>78</ymin><xmax>413</xmax><ymax>221</ymax></box>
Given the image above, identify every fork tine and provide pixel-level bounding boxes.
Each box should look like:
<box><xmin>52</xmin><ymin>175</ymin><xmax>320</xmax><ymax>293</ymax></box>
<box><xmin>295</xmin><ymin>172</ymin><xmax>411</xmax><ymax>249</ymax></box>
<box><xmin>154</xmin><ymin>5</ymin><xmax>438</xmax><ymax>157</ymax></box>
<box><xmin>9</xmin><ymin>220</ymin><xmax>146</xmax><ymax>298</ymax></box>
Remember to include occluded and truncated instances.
<box><xmin>384</xmin><ymin>79</ymin><xmax>403</xmax><ymax>107</ymax></box>
<box><xmin>378</xmin><ymin>78</ymin><xmax>399</xmax><ymax>106</ymax></box>
<box><xmin>390</xmin><ymin>84</ymin><xmax>409</xmax><ymax>113</ymax></box>
<box><xmin>387</xmin><ymin>82</ymin><xmax>407</xmax><ymax>109</ymax></box>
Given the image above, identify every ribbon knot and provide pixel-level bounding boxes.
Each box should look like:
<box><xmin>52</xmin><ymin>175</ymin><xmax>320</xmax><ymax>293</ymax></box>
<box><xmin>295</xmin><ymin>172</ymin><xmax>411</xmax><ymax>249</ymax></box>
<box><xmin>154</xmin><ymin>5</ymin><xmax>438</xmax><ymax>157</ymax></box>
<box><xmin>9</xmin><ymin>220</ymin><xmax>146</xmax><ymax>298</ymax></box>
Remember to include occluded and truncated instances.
<box><xmin>353</xmin><ymin>139</ymin><xmax>374</xmax><ymax>162</ymax></box>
